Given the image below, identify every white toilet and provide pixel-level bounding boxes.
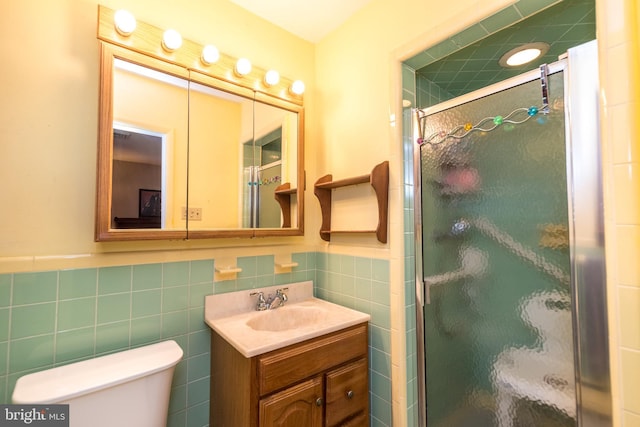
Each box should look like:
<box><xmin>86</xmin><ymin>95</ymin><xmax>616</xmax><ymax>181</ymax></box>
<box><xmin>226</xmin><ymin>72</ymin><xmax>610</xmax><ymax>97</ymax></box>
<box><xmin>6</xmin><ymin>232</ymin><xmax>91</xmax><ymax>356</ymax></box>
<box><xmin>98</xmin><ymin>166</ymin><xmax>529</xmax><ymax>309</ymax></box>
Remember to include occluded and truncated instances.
<box><xmin>12</xmin><ymin>340</ymin><xmax>183</xmax><ymax>427</ymax></box>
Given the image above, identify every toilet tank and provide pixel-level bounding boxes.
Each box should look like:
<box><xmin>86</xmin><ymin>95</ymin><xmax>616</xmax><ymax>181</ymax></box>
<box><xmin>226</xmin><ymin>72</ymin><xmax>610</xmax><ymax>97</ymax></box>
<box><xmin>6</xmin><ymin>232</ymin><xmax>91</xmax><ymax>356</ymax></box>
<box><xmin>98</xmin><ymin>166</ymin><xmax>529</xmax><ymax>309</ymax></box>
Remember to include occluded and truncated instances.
<box><xmin>12</xmin><ymin>340</ymin><xmax>183</xmax><ymax>427</ymax></box>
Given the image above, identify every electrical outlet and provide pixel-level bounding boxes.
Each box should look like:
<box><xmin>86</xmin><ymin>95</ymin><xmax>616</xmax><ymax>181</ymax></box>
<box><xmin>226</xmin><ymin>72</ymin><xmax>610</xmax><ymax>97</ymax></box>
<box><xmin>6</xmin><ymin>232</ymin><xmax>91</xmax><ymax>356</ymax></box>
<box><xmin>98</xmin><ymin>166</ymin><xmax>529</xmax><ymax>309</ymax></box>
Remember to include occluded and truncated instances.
<box><xmin>181</xmin><ymin>207</ymin><xmax>202</xmax><ymax>220</ymax></box>
<box><xmin>188</xmin><ymin>207</ymin><xmax>202</xmax><ymax>220</ymax></box>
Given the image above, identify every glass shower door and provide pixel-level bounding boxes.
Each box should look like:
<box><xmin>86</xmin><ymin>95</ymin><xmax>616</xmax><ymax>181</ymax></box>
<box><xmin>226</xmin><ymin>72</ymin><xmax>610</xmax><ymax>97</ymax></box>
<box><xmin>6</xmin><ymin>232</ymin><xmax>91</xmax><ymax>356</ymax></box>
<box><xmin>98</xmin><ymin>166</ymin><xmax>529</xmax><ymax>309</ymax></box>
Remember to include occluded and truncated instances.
<box><xmin>418</xmin><ymin>69</ymin><xmax>576</xmax><ymax>427</ymax></box>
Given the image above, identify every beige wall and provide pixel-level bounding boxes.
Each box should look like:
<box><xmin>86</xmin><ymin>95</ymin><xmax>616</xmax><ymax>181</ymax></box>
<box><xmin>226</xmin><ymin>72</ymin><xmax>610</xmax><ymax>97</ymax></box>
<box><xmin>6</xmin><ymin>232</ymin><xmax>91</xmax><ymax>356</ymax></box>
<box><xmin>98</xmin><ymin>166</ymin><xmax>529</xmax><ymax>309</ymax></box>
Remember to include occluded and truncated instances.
<box><xmin>2</xmin><ymin>0</ymin><xmax>639</xmax><ymax>425</ymax></box>
<box><xmin>0</xmin><ymin>0</ymin><xmax>317</xmax><ymax>267</ymax></box>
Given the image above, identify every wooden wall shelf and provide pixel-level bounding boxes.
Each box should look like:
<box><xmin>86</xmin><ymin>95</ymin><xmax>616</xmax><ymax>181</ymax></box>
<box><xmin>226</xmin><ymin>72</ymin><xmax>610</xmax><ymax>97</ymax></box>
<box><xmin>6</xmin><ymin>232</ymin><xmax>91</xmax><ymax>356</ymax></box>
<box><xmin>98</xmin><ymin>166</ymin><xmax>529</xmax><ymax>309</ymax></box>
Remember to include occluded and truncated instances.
<box><xmin>274</xmin><ymin>183</ymin><xmax>296</xmax><ymax>228</ymax></box>
<box><xmin>314</xmin><ymin>161</ymin><xmax>389</xmax><ymax>243</ymax></box>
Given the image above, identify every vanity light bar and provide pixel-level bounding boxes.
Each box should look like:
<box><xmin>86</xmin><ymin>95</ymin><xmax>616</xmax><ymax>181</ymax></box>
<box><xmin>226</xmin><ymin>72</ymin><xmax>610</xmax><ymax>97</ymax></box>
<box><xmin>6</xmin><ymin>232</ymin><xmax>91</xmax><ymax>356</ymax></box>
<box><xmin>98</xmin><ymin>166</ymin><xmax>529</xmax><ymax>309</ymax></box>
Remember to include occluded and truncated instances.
<box><xmin>100</xmin><ymin>6</ymin><xmax>305</xmax><ymax>103</ymax></box>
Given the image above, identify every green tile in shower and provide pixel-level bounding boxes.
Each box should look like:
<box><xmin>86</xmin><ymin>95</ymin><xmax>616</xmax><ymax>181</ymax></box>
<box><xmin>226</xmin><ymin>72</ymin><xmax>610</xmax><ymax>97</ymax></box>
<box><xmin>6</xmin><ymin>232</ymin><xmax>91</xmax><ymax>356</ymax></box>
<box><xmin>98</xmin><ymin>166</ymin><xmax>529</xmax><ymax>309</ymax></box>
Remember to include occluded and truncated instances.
<box><xmin>515</xmin><ymin>0</ymin><xmax>561</xmax><ymax>17</ymax></box>
<box><xmin>95</xmin><ymin>321</ymin><xmax>130</xmax><ymax>355</ymax></box>
<box><xmin>130</xmin><ymin>315</ymin><xmax>161</xmax><ymax>346</ymax></box>
<box><xmin>9</xmin><ymin>335</ymin><xmax>54</xmax><ymax>373</ymax></box>
<box><xmin>163</xmin><ymin>262</ymin><xmax>189</xmax><ymax>287</ymax></box>
<box><xmin>12</xmin><ymin>271</ymin><xmax>57</xmax><ymax>305</ymax></box>
<box><xmin>132</xmin><ymin>289</ymin><xmax>161</xmax><ymax>318</ymax></box>
<box><xmin>0</xmin><ymin>274</ymin><xmax>11</xmax><ymax>308</ymax></box>
<box><xmin>167</xmin><ymin>410</ymin><xmax>186</xmax><ymax>427</ymax></box>
<box><xmin>479</xmin><ymin>5</ymin><xmax>523</xmax><ymax>33</ymax></box>
<box><xmin>97</xmin><ymin>293</ymin><xmax>131</xmax><ymax>324</ymax></box>
<box><xmin>189</xmin><ymin>259</ymin><xmax>214</xmax><ymax>284</ymax></box>
<box><xmin>55</xmin><ymin>327</ymin><xmax>95</xmax><ymax>363</ymax></box>
<box><xmin>163</xmin><ymin>286</ymin><xmax>188</xmax><ymax>313</ymax></box>
<box><xmin>11</xmin><ymin>303</ymin><xmax>56</xmax><ymax>339</ymax></box>
<box><xmin>132</xmin><ymin>263</ymin><xmax>162</xmax><ymax>291</ymax></box>
<box><xmin>450</xmin><ymin>24</ymin><xmax>490</xmax><ymax>48</ymax></box>
<box><xmin>98</xmin><ymin>266</ymin><xmax>131</xmax><ymax>295</ymax></box>
<box><xmin>59</xmin><ymin>268</ymin><xmax>97</xmax><ymax>299</ymax></box>
<box><xmin>58</xmin><ymin>298</ymin><xmax>96</xmax><ymax>331</ymax></box>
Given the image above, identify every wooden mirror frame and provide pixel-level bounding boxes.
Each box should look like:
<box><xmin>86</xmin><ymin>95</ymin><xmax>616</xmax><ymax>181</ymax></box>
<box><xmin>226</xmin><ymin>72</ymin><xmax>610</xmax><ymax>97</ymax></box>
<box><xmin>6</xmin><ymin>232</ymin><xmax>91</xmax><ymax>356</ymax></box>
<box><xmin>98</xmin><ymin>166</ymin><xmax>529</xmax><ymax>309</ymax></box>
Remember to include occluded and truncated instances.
<box><xmin>95</xmin><ymin>6</ymin><xmax>304</xmax><ymax>241</ymax></box>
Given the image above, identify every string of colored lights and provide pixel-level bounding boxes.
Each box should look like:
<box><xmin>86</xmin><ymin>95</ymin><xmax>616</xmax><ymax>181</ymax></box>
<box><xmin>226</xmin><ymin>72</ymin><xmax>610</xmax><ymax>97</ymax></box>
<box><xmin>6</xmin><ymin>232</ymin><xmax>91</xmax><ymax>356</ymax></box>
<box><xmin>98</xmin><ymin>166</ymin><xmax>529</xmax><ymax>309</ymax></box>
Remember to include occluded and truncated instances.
<box><xmin>417</xmin><ymin>105</ymin><xmax>546</xmax><ymax>146</ymax></box>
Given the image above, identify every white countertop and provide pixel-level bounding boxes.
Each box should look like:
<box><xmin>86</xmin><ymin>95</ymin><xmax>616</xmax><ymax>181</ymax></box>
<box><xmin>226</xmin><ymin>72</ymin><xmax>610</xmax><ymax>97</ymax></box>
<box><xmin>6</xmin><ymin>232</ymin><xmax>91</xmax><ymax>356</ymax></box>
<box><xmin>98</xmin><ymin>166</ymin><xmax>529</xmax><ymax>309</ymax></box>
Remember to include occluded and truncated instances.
<box><xmin>205</xmin><ymin>281</ymin><xmax>371</xmax><ymax>357</ymax></box>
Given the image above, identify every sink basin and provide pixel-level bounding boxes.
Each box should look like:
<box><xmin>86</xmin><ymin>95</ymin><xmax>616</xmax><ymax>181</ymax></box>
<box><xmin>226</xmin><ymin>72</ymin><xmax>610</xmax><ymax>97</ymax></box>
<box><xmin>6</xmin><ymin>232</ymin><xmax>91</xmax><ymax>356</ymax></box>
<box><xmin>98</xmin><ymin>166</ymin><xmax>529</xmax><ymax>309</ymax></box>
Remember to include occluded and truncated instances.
<box><xmin>205</xmin><ymin>281</ymin><xmax>371</xmax><ymax>357</ymax></box>
<box><xmin>246</xmin><ymin>305</ymin><xmax>330</xmax><ymax>332</ymax></box>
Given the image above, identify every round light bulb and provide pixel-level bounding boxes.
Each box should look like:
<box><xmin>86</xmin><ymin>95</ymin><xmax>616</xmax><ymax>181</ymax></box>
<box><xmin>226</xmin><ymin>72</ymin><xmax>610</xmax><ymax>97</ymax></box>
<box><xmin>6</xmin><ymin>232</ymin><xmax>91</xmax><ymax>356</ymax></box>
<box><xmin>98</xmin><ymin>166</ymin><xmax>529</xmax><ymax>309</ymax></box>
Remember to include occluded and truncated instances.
<box><xmin>506</xmin><ymin>48</ymin><xmax>541</xmax><ymax>66</ymax></box>
<box><xmin>162</xmin><ymin>29</ymin><xmax>182</xmax><ymax>52</ymax></box>
<box><xmin>264</xmin><ymin>70</ymin><xmax>280</xmax><ymax>86</ymax></box>
<box><xmin>290</xmin><ymin>80</ymin><xmax>305</xmax><ymax>95</ymax></box>
<box><xmin>114</xmin><ymin>10</ymin><xmax>136</xmax><ymax>36</ymax></box>
<box><xmin>235</xmin><ymin>58</ymin><xmax>252</xmax><ymax>76</ymax></box>
<box><xmin>201</xmin><ymin>45</ymin><xmax>220</xmax><ymax>65</ymax></box>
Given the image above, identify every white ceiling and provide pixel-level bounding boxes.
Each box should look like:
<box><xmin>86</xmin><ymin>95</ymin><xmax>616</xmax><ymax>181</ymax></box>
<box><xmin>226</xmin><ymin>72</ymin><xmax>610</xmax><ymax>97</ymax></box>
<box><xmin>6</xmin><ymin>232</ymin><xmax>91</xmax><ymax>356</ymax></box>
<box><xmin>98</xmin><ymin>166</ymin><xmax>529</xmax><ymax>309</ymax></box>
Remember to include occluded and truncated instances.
<box><xmin>229</xmin><ymin>0</ymin><xmax>374</xmax><ymax>43</ymax></box>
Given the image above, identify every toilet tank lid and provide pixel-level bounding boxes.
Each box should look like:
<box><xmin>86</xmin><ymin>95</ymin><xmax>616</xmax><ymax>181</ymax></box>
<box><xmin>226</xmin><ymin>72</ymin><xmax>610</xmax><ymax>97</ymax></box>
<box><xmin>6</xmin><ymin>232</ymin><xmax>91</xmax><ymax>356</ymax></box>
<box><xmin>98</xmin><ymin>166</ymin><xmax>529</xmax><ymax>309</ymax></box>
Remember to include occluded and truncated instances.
<box><xmin>12</xmin><ymin>340</ymin><xmax>183</xmax><ymax>404</ymax></box>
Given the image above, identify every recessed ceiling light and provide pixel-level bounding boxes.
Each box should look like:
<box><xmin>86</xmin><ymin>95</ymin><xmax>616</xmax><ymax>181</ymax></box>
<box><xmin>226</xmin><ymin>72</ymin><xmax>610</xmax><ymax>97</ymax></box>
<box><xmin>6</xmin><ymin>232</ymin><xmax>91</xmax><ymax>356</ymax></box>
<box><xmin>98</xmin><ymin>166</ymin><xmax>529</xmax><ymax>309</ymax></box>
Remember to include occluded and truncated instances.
<box><xmin>499</xmin><ymin>42</ymin><xmax>550</xmax><ymax>68</ymax></box>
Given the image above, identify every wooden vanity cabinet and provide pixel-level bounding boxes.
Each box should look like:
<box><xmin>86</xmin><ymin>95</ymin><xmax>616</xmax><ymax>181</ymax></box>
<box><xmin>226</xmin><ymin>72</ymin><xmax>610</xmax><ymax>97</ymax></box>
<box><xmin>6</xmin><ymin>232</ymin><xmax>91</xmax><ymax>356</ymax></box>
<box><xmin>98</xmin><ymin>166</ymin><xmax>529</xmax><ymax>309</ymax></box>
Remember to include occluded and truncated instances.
<box><xmin>210</xmin><ymin>323</ymin><xmax>369</xmax><ymax>427</ymax></box>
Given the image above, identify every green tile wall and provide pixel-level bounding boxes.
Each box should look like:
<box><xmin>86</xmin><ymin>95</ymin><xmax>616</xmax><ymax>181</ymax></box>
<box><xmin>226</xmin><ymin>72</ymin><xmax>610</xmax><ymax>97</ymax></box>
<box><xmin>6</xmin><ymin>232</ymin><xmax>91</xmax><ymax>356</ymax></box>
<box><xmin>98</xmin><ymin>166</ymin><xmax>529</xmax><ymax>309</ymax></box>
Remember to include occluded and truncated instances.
<box><xmin>315</xmin><ymin>253</ymin><xmax>392</xmax><ymax>427</ymax></box>
<box><xmin>0</xmin><ymin>251</ymin><xmax>387</xmax><ymax>427</ymax></box>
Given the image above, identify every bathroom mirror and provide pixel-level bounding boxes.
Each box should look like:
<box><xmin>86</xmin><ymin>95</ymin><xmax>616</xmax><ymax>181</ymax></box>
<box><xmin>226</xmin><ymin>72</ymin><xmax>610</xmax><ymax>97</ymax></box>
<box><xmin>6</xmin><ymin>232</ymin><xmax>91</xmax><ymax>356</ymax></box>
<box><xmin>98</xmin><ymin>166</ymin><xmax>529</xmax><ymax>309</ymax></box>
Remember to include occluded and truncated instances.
<box><xmin>96</xmin><ymin>42</ymin><xmax>304</xmax><ymax>241</ymax></box>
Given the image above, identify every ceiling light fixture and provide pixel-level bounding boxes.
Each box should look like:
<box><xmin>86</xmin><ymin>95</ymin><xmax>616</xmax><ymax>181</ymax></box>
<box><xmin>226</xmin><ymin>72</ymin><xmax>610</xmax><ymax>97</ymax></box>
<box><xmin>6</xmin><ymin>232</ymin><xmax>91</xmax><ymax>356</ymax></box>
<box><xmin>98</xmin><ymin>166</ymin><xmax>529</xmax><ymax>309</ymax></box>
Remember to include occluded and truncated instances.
<box><xmin>499</xmin><ymin>42</ymin><xmax>550</xmax><ymax>68</ymax></box>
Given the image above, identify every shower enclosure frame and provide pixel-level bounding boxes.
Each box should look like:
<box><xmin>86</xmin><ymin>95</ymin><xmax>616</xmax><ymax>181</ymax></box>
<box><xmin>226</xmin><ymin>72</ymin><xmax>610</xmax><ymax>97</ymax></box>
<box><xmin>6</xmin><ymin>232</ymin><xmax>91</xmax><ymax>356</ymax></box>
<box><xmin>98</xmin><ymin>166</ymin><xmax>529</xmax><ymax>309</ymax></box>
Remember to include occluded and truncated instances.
<box><xmin>412</xmin><ymin>41</ymin><xmax>612</xmax><ymax>427</ymax></box>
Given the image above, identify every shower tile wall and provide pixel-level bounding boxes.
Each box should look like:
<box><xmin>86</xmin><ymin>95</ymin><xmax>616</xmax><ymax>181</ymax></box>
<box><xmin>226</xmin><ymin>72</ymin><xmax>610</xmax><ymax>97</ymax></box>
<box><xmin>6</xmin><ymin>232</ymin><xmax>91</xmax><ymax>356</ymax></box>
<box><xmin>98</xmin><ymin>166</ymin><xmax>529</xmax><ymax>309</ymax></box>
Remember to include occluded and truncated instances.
<box><xmin>0</xmin><ymin>252</ymin><xmax>390</xmax><ymax>427</ymax></box>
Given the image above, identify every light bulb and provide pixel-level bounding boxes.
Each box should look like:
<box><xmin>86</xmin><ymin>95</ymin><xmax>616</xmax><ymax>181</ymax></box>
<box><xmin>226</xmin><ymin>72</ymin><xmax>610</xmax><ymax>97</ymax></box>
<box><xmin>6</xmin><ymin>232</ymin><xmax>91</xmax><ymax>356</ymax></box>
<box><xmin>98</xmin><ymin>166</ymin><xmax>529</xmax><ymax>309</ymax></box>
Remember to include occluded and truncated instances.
<box><xmin>264</xmin><ymin>70</ymin><xmax>280</xmax><ymax>86</ymax></box>
<box><xmin>201</xmin><ymin>45</ymin><xmax>220</xmax><ymax>65</ymax></box>
<box><xmin>290</xmin><ymin>80</ymin><xmax>305</xmax><ymax>95</ymax></box>
<box><xmin>162</xmin><ymin>29</ymin><xmax>182</xmax><ymax>52</ymax></box>
<box><xmin>235</xmin><ymin>58</ymin><xmax>252</xmax><ymax>76</ymax></box>
<box><xmin>114</xmin><ymin>10</ymin><xmax>136</xmax><ymax>36</ymax></box>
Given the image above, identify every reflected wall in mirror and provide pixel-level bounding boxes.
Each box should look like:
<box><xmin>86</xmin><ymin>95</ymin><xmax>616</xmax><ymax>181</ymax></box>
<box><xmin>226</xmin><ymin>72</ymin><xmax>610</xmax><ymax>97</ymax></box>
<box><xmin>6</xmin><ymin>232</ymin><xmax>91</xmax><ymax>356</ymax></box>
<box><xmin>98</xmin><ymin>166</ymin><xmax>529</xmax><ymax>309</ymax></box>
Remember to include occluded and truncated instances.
<box><xmin>96</xmin><ymin>6</ymin><xmax>304</xmax><ymax>241</ymax></box>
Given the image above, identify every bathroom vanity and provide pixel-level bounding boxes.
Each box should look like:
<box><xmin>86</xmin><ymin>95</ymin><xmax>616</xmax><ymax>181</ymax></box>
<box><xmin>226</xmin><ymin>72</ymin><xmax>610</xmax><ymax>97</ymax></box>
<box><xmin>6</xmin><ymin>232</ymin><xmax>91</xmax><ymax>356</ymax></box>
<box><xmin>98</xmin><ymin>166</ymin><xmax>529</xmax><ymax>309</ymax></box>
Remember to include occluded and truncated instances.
<box><xmin>205</xmin><ymin>282</ymin><xmax>370</xmax><ymax>426</ymax></box>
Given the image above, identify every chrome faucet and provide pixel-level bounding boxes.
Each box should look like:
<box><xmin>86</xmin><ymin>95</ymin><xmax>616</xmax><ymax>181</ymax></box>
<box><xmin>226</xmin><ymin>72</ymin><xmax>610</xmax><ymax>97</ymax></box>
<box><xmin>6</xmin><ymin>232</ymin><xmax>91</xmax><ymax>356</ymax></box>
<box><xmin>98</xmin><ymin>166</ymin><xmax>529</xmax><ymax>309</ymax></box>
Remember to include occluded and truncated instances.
<box><xmin>268</xmin><ymin>288</ymin><xmax>288</xmax><ymax>309</ymax></box>
<box><xmin>249</xmin><ymin>291</ymin><xmax>268</xmax><ymax>311</ymax></box>
<box><xmin>250</xmin><ymin>288</ymin><xmax>288</xmax><ymax>311</ymax></box>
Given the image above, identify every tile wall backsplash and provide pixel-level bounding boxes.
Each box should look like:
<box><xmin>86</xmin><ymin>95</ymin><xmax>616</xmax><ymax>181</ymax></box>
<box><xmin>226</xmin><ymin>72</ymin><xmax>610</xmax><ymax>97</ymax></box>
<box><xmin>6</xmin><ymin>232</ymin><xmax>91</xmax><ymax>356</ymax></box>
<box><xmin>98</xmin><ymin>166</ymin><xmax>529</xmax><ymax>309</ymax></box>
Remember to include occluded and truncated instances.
<box><xmin>0</xmin><ymin>252</ymin><xmax>390</xmax><ymax>427</ymax></box>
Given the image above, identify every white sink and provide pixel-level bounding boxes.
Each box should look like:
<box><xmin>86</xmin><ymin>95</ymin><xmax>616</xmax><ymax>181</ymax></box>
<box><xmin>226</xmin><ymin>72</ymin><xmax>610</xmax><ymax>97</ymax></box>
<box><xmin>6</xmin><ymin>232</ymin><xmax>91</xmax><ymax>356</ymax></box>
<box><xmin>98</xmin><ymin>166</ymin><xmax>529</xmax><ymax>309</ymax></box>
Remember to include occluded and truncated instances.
<box><xmin>246</xmin><ymin>305</ymin><xmax>331</xmax><ymax>332</ymax></box>
<box><xmin>205</xmin><ymin>281</ymin><xmax>370</xmax><ymax>357</ymax></box>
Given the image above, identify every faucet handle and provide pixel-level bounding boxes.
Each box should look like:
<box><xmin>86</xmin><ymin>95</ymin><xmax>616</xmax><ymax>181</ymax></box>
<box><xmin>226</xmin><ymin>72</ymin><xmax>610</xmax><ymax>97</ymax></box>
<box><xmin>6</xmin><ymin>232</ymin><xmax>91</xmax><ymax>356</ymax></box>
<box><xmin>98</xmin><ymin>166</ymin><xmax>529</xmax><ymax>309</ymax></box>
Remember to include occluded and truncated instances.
<box><xmin>276</xmin><ymin>288</ymin><xmax>289</xmax><ymax>303</ymax></box>
<box><xmin>249</xmin><ymin>291</ymin><xmax>268</xmax><ymax>311</ymax></box>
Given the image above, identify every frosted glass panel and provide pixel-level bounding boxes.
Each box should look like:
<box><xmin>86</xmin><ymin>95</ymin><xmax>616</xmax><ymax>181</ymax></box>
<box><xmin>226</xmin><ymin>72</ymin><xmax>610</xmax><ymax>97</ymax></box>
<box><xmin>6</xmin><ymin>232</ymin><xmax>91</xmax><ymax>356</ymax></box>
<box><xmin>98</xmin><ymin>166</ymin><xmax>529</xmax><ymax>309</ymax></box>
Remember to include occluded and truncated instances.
<box><xmin>419</xmin><ymin>72</ymin><xmax>576</xmax><ymax>427</ymax></box>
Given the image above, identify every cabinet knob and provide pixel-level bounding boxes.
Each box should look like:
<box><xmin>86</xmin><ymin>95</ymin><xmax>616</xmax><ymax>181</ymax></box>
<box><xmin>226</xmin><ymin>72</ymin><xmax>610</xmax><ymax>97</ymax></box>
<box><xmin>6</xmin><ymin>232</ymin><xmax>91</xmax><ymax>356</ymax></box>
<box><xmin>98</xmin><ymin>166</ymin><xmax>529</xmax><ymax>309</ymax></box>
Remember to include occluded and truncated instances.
<box><xmin>315</xmin><ymin>398</ymin><xmax>324</xmax><ymax>407</ymax></box>
<box><xmin>346</xmin><ymin>390</ymin><xmax>354</xmax><ymax>399</ymax></box>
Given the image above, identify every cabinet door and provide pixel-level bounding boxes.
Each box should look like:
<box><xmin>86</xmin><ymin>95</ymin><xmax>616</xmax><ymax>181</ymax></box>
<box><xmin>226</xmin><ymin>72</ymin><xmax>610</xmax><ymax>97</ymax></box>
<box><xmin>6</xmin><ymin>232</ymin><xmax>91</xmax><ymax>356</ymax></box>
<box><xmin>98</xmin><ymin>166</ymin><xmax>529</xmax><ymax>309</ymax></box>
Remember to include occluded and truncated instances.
<box><xmin>260</xmin><ymin>376</ymin><xmax>324</xmax><ymax>427</ymax></box>
<box><xmin>325</xmin><ymin>359</ymin><xmax>369</xmax><ymax>427</ymax></box>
